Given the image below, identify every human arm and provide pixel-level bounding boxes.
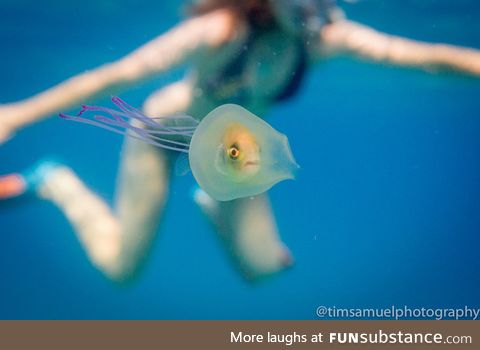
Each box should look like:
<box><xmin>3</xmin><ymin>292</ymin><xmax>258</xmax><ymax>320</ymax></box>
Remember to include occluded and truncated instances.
<box><xmin>317</xmin><ymin>19</ymin><xmax>480</xmax><ymax>76</ymax></box>
<box><xmin>0</xmin><ymin>10</ymin><xmax>235</xmax><ymax>143</ymax></box>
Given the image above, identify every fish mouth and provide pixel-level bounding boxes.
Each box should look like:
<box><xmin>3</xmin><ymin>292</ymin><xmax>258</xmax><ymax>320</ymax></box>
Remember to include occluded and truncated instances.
<box><xmin>244</xmin><ymin>160</ymin><xmax>259</xmax><ymax>167</ymax></box>
<box><xmin>242</xmin><ymin>159</ymin><xmax>260</xmax><ymax>175</ymax></box>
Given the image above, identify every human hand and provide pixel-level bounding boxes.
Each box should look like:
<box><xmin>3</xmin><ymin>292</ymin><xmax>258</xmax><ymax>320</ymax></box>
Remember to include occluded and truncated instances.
<box><xmin>0</xmin><ymin>105</ymin><xmax>17</xmax><ymax>145</ymax></box>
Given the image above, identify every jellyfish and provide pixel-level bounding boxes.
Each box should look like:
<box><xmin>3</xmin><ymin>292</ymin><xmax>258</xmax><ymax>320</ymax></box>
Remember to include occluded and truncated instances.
<box><xmin>60</xmin><ymin>97</ymin><xmax>299</xmax><ymax>201</ymax></box>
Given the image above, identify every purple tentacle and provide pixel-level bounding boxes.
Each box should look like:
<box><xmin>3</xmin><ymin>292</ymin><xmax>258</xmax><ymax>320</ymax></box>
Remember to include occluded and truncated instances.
<box><xmin>93</xmin><ymin>113</ymin><xmax>194</xmax><ymax>136</ymax></box>
<box><xmin>110</xmin><ymin>96</ymin><xmax>159</xmax><ymax>127</ymax></box>
<box><xmin>93</xmin><ymin>115</ymin><xmax>194</xmax><ymax>141</ymax></box>
<box><xmin>60</xmin><ymin>113</ymin><xmax>189</xmax><ymax>153</ymax></box>
<box><xmin>94</xmin><ymin>115</ymin><xmax>192</xmax><ymax>148</ymax></box>
<box><xmin>79</xmin><ymin>105</ymin><xmax>128</xmax><ymax>122</ymax></box>
<box><xmin>112</xmin><ymin>96</ymin><xmax>199</xmax><ymax>126</ymax></box>
<box><xmin>151</xmin><ymin>114</ymin><xmax>200</xmax><ymax>125</ymax></box>
<box><xmin>58</xmin><ymin>96</ymin><xmax>197</xmax><ymax>153</ymax></box>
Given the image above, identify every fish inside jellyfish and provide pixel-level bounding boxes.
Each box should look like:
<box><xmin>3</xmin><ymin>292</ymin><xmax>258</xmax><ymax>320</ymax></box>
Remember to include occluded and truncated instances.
<box><xmin>60</xmin><ymin>97</ymin><xmax>299</xmax><ymax>201</ymax></box>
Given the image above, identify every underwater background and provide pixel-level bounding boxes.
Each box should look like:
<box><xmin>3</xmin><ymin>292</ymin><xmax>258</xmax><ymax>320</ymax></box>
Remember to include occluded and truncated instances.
<box><xmin>0</xmin><ymin>0</ymin><xmax>479</xmax><ymax>319</ymax></box>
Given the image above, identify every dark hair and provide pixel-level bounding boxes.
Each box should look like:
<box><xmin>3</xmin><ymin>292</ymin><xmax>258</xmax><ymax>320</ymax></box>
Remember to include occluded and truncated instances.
<box><xmin>188</xmin><ymin>0</ymin><xmax>275</xmax><ymax>28</ymax></box>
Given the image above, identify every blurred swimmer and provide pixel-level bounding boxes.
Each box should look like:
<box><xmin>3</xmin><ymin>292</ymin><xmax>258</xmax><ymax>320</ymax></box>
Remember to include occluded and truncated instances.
<box><xmin>0</xmin><ymin>0</ymin><xmax>479</xmax><ymax>281</ymax></box>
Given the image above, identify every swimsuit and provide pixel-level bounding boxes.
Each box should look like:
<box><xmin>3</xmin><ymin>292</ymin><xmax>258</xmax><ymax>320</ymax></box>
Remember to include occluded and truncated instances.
<box><xmin>201</xmin><ymin>0</ymin><xmax>339</xmax><ymax>105</ymax></box>
<box><xmin>202</xmin><ymin>27</ymin><xmax>308</xmax><ymax>104</ymax></box>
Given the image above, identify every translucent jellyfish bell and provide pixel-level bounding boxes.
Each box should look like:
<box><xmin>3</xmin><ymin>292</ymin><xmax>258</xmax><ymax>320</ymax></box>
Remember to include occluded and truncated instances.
<box><xmin>60</xmin><ymin>98</ymin><xmax>299</xmax><ymax>201</ymax></box>
<box><xmin>189</xmin><ymin>104</ymin><xmax>299</xmax><ymax>201</ymax></box>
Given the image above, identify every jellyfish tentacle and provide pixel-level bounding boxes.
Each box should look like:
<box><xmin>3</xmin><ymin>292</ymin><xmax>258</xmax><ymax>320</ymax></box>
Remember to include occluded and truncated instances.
<box><xmin>129</xmin><ymin>125</ymin><xmax>191</xmax><ymax>148</ymax></box>
<box><xmin>93</xmin><ymin>116</ymin><xmax>194</xmax><ymax>145</ymax></box>
<box><xmin>60</xmin><ymin>97</ymin><xmax>198</xmax><ymax>153</ymax></box>
<box><xmin>110</xmin><ymin>96</ymin><xmax>160</xmax><ymax>127</ymax></box>
<box><xmin>111</xmin><ymin>96</ymin><xmax>199</xmax><ymax>128</ymax></box>
<box><xmin>147</xmin><ymin>129</ymin><xmax>195</xmax><ymax>136</ymax></box>
<box><xmin>141</xmin><ymin>127</ymin><xmax>195</xmax><ymax>138</ymax></box>
<box><xmin>92</xmin><ymin>115</ymin><xmax>192</xmax><ymax>138</ymax></box>
<box><xmin>60</xmin><ymin>113</ymin><xmax>190</xmax><ymax>153</ymax></box>
<box><xmin>60</xmin><ymin>113</ymin><xmax>129</xmax><ymax>135</ymax></box>
<box><xmin>78</xmin><ymin>105</ymin><xmax>129</xmax><ymax>122</ymax></box>
<box><xmin>151</xmin><ymin>114</ymin><xmax>200</xmax><ymax>125</ymax></box>
<box><xmin>110</xmin><ymin>96</ymin><xmax>198</xmax><ymax>128</ymax></box>
<box><xmin>91</xmin><ymin>114</ymin><xmax>194</xmax><ymax>136</ymax></box>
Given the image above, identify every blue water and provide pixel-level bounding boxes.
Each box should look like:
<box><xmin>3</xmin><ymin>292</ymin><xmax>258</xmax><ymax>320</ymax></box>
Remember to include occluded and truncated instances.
<box><xmin>0</xmin><ymin>0</ymin><xmax>479</xmax><ymax>319</ymax></box>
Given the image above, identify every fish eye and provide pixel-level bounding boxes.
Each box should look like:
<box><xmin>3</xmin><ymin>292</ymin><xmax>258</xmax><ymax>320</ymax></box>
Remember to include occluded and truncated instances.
<box><xmin>228</xmin><ymin>144</ymin><xmax>240</xmax><ymax>160</ymax></box>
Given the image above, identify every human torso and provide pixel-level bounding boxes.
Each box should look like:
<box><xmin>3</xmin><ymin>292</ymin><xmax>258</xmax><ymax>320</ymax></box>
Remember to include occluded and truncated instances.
<box><xmin>186</xmin><ymin>22</ymin><xmax>316</xmax><ymax>120</ymax></box>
